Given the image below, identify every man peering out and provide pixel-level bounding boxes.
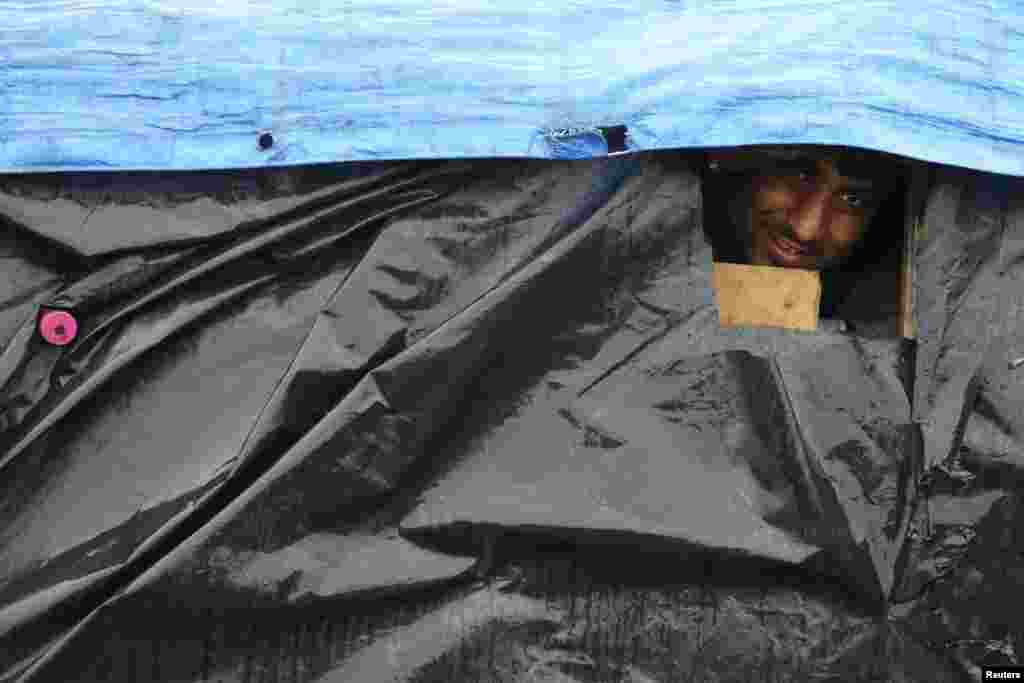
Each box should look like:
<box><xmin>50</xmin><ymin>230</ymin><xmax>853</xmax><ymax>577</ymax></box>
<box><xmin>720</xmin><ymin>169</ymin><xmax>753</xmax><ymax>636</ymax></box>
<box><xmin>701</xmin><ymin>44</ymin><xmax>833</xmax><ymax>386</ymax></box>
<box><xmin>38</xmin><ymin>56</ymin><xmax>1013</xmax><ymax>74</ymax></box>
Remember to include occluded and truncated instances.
<box><xmin>704</xmin><ymin>145</ymin><xmax>910</xmax><ymax>331</ymax></box>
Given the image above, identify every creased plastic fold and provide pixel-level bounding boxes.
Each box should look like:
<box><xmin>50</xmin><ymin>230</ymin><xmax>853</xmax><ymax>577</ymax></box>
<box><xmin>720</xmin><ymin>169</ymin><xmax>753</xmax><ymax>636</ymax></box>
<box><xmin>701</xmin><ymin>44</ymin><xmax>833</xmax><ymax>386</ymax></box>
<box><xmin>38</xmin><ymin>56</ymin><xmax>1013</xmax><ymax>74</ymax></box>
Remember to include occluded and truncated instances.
<box><xmin>2</xmin><ymin>155</ymin><xmax>1023</xmax><ymax>682</ymax></box>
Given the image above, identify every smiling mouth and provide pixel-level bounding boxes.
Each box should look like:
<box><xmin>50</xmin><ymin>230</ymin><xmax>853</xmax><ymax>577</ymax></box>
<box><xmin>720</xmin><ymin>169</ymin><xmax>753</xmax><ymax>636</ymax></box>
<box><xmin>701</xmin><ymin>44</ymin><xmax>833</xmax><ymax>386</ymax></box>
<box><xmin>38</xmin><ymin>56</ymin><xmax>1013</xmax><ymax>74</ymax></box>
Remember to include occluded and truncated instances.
<box><xmin>767</xmin><ymin>234</ymin><xmax>813</xmax><ymax>267</ymax></box>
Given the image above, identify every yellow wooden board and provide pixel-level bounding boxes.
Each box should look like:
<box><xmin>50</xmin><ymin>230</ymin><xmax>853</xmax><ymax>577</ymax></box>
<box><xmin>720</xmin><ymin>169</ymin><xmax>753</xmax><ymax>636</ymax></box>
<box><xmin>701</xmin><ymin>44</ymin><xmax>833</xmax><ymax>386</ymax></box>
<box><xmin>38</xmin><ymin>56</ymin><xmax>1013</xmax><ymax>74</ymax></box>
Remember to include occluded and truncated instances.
<box><xmin>712</xmin><ymin>262</ymin><xmax>822</xmax><ymax>331</ymax></box>
<box><xmin>899</xmin><ymin>164</ymin><xmax>927</xmax><ymax>340</ymax></box>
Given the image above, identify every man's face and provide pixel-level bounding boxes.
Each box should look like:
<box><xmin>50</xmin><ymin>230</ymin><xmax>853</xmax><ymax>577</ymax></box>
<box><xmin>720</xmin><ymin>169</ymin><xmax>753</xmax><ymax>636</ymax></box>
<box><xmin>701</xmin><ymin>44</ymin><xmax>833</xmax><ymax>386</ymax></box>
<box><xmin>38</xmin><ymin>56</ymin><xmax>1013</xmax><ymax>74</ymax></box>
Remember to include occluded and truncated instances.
<box><xmin>739</xmin><ymin>150</ymin><xmax>885</xmax><ymax>270</ymax></box>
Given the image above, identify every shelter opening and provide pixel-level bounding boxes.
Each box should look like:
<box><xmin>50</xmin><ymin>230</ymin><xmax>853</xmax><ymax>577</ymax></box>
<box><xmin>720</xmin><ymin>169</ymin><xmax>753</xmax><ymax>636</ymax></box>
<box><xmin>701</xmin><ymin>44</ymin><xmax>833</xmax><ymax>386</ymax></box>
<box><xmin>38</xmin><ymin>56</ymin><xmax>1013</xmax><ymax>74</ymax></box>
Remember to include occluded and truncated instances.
<box><xmin>702</xmin><ymin>144</ymin><xmax>914</xmax><ymax>337</ymax></box>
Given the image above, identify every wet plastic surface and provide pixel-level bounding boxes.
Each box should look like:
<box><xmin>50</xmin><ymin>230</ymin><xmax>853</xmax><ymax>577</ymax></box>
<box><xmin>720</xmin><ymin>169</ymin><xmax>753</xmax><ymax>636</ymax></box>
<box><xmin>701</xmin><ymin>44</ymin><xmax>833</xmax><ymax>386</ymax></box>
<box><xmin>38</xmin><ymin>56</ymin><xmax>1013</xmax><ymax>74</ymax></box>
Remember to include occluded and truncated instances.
<box><xmin>1</xmin><ymin>153</ymin><xmax>1024</xmax><ymax>682</ymax></box>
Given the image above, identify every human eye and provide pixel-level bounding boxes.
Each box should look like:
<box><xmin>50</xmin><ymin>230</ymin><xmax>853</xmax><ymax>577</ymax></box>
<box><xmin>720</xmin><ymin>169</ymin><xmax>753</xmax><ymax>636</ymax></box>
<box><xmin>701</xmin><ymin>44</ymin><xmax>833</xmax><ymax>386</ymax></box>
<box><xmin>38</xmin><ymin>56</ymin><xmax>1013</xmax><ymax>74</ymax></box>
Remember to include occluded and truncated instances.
<box><xmin>838</xmin><ymin>191</ymin><xmax>861</xmax><ymax>208</ymax></box>
<box><xmin>838</xmin><ymin>190</ymin><xmax>872</xmax><ymax>210</ymax></box>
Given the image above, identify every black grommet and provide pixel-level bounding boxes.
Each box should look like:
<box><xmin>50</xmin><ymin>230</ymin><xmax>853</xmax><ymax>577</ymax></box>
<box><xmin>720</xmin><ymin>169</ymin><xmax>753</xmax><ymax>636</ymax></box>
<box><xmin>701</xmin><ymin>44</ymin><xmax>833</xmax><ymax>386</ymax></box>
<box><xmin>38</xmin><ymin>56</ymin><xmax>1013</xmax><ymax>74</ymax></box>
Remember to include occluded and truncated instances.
<box><xmin>258</xmin><ymin>132</ymin><xmax>274</xmax><ymax>150</ymax></box>
<box><xmin>598</xmin><ymin>125</ymin><xmax>628</xmax><ymax>154</ymax></box>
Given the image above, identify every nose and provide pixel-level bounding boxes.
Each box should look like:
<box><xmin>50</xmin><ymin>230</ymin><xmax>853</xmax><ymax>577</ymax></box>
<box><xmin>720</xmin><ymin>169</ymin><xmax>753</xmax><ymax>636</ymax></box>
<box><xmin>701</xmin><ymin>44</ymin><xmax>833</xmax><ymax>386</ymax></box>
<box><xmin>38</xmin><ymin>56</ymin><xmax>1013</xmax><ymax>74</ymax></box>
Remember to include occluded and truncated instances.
<box><xmin>788</xmin><ymin>187</ymin><xmax>831</xmax><ymax>245</ymax></box>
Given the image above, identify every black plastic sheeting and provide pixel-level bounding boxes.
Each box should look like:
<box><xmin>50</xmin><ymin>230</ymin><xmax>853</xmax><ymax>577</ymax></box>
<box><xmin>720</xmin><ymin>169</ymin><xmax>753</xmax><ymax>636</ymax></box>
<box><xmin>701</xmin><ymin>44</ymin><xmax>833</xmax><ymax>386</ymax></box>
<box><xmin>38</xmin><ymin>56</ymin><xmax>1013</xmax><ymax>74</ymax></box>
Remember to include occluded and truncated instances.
<box><xmin>0</xmin><ymin>153</ymin><xmax>1023</xmax><ymax>682</ymax></box>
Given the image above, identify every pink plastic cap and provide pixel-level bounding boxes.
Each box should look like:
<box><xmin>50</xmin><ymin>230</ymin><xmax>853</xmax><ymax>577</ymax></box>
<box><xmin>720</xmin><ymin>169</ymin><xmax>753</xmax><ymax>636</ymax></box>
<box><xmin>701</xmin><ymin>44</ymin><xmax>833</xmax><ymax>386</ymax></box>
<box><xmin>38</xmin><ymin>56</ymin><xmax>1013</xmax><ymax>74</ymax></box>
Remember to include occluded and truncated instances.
<box><xmin>39</xmin><ymin>309</ymin><xmax>78</xmax><ymax>346</ymax></box>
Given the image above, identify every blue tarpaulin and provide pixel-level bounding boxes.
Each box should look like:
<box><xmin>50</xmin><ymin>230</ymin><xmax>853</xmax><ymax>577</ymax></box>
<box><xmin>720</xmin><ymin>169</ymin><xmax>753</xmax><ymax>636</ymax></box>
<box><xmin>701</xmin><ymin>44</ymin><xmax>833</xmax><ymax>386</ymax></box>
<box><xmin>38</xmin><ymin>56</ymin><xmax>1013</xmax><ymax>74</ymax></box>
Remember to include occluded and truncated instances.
<box><xmin>2</xmin><ymin>0</ymin><xmax>1023</xmax><ymax>173</ymax></box>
